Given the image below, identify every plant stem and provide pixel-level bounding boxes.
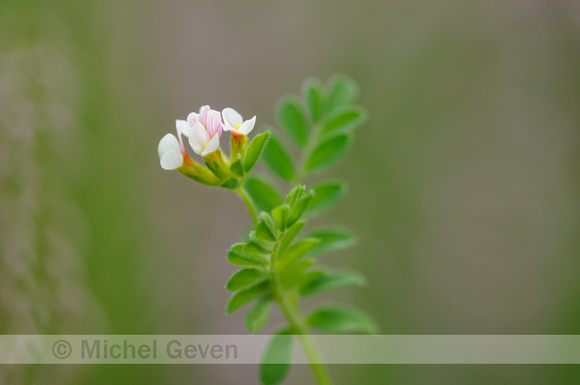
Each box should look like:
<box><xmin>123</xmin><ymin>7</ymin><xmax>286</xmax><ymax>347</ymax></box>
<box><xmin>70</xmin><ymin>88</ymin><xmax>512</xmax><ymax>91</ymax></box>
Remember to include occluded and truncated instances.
<box><xmin>274</xmin><ymin>282</ymin><xmax>334</xmax><ymax>385</ymax></box>
<box><xmin>235</xmin><ymin>187</ymin><xmax>259</xmax><ymax>225</ymax></box>
<box><xmin>235</xmin><ymin>173</ymin><xmax>333</xmax><ymax>384</ymax></box>
<box><xmin>270</xmin><ymin>239</ymin><xmax>334</xmax><ymax>385</ymax></box>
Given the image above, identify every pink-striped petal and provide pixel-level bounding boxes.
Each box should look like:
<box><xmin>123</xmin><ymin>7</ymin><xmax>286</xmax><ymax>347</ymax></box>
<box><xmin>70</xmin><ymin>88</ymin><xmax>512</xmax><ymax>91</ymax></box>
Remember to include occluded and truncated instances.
<box><xmin>187</xmin><ymin>112</ymin><xmax>199</xmax><ymax>126</ymax></box>
<box><xmin>206</xmin><ymin>109</ymin><xmax>223</xmax><ymax>138</ymax></box>
<box><xmin>198</xmin><ymin>105</ymin><xmax>210</xmax><ymax>127</ymax></box>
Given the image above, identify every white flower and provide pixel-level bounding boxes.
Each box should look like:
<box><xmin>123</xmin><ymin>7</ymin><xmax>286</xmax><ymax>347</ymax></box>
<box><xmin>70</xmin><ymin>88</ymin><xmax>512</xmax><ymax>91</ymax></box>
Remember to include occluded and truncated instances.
<box><xmin>222</xmin><ymin>107</ymin><xmax>256</xmax><ymax>136</ymax></box>
<box><xmin>158</xmin><ymin>120</ymin><xmax>190</xmax><ymax>170</ymax></box>
<box><xmin>185</xmin><ymin>105</ymin><xmax>223</xmax><ymax>157</ymax></box>
<box><xmin>158</xmin><ymin>134</ymin><xmax>183</xmax><ymax>170</ymax></box>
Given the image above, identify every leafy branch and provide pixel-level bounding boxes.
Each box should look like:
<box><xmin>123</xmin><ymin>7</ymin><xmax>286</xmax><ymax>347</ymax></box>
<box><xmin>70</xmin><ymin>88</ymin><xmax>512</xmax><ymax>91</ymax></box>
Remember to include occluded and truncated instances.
<box><xmin>158</xmin><ymin>74</ymin><xmax>377</xmax><ymax>385</ymax></box>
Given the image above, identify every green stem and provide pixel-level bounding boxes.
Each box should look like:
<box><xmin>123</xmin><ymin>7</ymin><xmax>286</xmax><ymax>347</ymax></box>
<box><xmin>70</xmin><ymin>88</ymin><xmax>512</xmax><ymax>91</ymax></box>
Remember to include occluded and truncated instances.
<box><xmin>235</xmin><ymin>187</ymin><xmax>259</xmax><ymax>225</ymax></box>
<box><xmin>234</xmin><ymin>172</ymin><xmax>333</xmax><ymax>384</ymax></box>
<box><xmin>270</xmin><ymin>238</ymin><xmax>334</xmax><ymax>385</ymax></box>
<box><xmin>275</xmin><ymin>284</ymin><xmax>334</xmax><ymax>385</ymax></box>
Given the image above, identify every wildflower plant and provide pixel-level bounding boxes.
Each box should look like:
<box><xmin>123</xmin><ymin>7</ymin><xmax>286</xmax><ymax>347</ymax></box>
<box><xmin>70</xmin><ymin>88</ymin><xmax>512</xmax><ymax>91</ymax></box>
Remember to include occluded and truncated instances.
<box><xmin>158</xmin><ymin>75</ymin><xmax>377</xmax><ymax>385</ymax></box>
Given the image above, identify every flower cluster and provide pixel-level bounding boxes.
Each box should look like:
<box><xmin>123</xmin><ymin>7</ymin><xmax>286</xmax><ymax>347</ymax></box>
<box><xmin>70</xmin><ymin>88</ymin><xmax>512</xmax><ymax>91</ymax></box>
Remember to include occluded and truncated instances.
<box><xmin>157</xmin><ymin>105</ymin><xmax>256</xmax><ymax>186</ymax></box>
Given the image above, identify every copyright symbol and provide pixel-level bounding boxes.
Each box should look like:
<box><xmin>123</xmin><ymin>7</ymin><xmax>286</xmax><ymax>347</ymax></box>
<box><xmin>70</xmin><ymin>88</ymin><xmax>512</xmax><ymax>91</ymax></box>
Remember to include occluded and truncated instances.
<box><xmin>52</xmin><ymin>340</ymin><xmax>72</xmax><ymax>359</ymax></box>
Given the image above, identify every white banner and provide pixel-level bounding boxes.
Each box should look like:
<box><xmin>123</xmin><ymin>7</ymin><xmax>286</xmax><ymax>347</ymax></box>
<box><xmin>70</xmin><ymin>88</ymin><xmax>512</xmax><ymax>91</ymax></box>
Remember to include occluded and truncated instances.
<box><xmin>1</xmin><ymin>335</ymin><xmax>579</xmax><ymax>364</ymax></box>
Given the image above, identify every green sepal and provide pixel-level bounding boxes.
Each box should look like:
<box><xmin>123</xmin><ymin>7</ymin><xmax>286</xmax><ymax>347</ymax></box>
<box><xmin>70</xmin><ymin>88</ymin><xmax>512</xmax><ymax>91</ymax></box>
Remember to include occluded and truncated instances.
<box><xmin>259</xmin><ymin>329</ymin><xmax>294</xmax><ymax>385</ymax></box>
<box><xmin>229</xmin><ymin>159</ymin><xmax>244</xmax><ymax>177</ymax></box>
<box><xmin>306</xmin><ymin>304</ymin><xmax>378</xmax><ymax>334</ymax></box>
<box><xmin>245</xmin><ymin>296</ymin><xmax>273</xmax><ymax>333</ymax></box>
<box><xmin>306</xmin><ymin>227</ymin><xmax>357</xmax><ymax>256</ymax></box>
<box><xmin>228</xmin><ymin>243</ymin><xmax>269</xmax><ymax>266</ymax></box>
<box><xmin>177</xmin><ymin>162</ymin><xmax>221</xmax><ymax>186</ymax></box>
<box><xmin>226</xmin><ymin>268</ymin><xmax>267</xmax><ymax>291</ymax></box>
<box><xmin>277</xmin><ymin>95</ymin><xmax>309</xmax><ymax>147</ymax></box>
<box><xmin>244</xmin><ymin>131</ymin><xmax>270</xmax><ymax>172</ymax></box>
<box><xmin>204</xmin><ymin>150</ymin><xmax>234</xmax><ymax>180</ymax></box>
<box><xmin>226</xmin><ymin>280</ymin><xmax>269</xmax><ymax>314</ymax></box>
<box><xmin>220</xmin><ymin>178</ymin><xmax>240</xmax><ymax>189</ymax></box>
<box><xmin>231</xmin><ymin>134</ymin><xmax>248</xmax><ymax>166</ymax></box>
<box><xmin>271</xmin><ymin>204</ymin><xmax>291</xmax><ymax>231</ymax></box>
<box><xmin>244</xmin><ymin>176</ymin><xmax>284</xmax><ymax>213</ymax></box>
<box><xmin>299</xmin><ymin>269</ymin><xmax>366</xmax><ymax>297</ymax></box>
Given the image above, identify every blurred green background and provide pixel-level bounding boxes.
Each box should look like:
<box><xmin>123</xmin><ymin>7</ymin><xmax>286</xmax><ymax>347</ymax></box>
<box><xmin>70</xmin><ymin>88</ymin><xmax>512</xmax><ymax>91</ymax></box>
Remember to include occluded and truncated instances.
<box><xmin>1</xmin><ymin>0</ymin><xmax>579</xmax><ymax>384</ymax></box>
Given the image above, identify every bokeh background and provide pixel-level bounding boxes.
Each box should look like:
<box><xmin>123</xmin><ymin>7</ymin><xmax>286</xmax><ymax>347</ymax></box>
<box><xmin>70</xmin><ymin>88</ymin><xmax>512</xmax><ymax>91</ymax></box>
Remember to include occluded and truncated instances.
<box><xmin>1</xmin><ymin>0</ymin><xmax>580</xmax><ymax>384</ymax></box>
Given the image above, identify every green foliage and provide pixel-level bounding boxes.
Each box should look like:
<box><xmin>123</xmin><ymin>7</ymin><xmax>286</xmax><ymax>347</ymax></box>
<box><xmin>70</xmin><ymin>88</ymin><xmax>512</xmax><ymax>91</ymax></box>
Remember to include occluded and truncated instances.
<box><xmin>276</xmin><ymin>185</ymin><xmax>314</xmax><ymax>229</ymax></box>
<box><xmin>307</xmin><ymin>305</ymin><xmax>378</xmax><ymax>334</ymax></box>
<box><xmin>260</xmin><ymin>330</ymin><xmax>294</xmax><ymax>385</ymax></box>
<box><xmin>245</xmin><ymin>131</ymin><xmax>270</xmax><ymax>172</ymax></box>
<box><xmin>226</xmin><ymin>268</ymin><xmax>266</xmax><ymax>291</ymax></box>
<box><xmin>227</xmin><ymin>243</ymin><xmax>269</xmax><ymax>267</ymax></box>
<box><xmin>287</xmin><ymin>190</ymin><xmax>313</xmax><ymax>227</ymax></box>
<box><xmin>255</xmin><ymin>212</ymin><xmax>277</xmax><ymax>242</ymax></box>
<box><xmin>296</xmin><ymin>269</ymin><xmax>325</xmax><ymax>289</ymax></box>
<box><xmin>325</xmin><ymin>73</ymin><xmax>360</xmax><ymax>113</ymax></box>
<box><xmin>299</xmin><ymin>269</ymin><xmax>366</xmax><ymax>296</ymax></box>
<box><xmin>261</xmin><ymin>133</ymin><xmax>295</xmax><ymax>181</ymax></box>
<box><xmin>277</xmin><ymin>221</ymin><xmax>305</xmax><ymax>257</ymax></box>
<box><xmin>301</xmin><ymin>78</ymin><xmax>325</xmax><ymax>124</ymax></box>
<box><xmin>245</xmin><ymin>176</ymin><xmax>284</xmax><ymax>213</ymax></box>
<box><xmin>280</xmin><ymin>258</ymin><xmax>315</xmax><ymax>289</ymax></box>
<box><xmin>277</xmin><ymin>96</ymin><xmax>309</xmax><ymax>147</ymax></box>
<box><xmin>304</xmin><ymin>133</ymin><xmax>352</xmax><ymax>173</ymax></box>
<box><xmin>229</xmin><ymin>159</ymin><xmax>244</xmax><ymax>176</ymax></box>
<box><xmin>305</xmin><ymin>227</ymin><xmax>357</xmax><ymax>256</ymax></box>
<box><xmin>213</xmin><ymin>75</ymin><xmax>373</xmax><ymax>384</ymax></box>
<box><xmin>226</xmin><ymin>281</ymin><xmax>269</xmax><ymax>314</ymax></box>
<box><xmin>263</xmin><ymin>74</ymin><xmax>365</xmax><ymax>184</ymax></box>
<box><xmin>245</xmin><ymin>234</ymin><xmax>275</xmax><ymax>254</ymax></box>
<box><xmin>277</xmin><ymin>238</ymin><xmax>319</xmax><ymax>271</ymax></box>
<box><xmin>322</xmin><ymin>106</ymin><xmax>367</xmax><ymax>135</ymax></box>
<box><xmin>304</xmin><ymin>179</ymin><xmax>348</xmax><ymax>216</ymax></box>
<box><xmin>283</xmin><ymin>185</ymin><xmax>305</xmax><ymax>208</ymax></box>
<box><xmin>246</xmin><ymin>297</ymin><xmax>272</xmax><ymax>333</ymax></box>
<box><xmin>220</xmin><ymin>178</ymin><xmax>240</xmax><ymax>189</ymax></box>
<box><xmin>271</xmin><ymin>204</ymin><xmax>290</xmax><ymax>231</ymax></box>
